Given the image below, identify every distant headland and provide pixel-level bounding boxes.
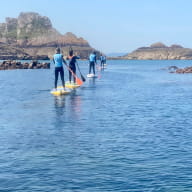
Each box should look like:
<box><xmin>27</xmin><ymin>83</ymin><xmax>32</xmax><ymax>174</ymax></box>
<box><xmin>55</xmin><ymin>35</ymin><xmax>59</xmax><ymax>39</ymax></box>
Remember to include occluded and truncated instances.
<box><xmin>121</xmin><ymin>42</ymin><xmax>192</xmax><ymax>60</ymax></box>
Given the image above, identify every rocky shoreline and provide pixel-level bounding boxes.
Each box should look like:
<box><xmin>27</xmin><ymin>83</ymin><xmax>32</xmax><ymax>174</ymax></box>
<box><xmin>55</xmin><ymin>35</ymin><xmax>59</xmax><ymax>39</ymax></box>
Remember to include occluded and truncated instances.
<box><xmin>0</xmin><ymin>60</ymin><xmax>50</xmax><ymax>70</ymax></box>
<box><xmin>169</xmin><ymin>66</ymin><xmax>192</xmax><ymax>74</ymax></box>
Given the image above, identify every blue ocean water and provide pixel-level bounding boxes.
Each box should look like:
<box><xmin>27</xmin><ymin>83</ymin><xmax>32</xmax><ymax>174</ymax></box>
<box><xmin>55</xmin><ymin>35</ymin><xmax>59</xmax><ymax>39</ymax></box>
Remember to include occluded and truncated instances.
<box><xmin>1</xmin><ymin>60</ymin><xmax>192</xmax><ymax>191</ymax></box>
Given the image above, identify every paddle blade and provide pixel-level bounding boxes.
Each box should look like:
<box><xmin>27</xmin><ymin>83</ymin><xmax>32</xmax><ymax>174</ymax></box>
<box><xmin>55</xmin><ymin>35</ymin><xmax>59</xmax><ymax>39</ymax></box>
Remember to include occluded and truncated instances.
<box><xmin>81</xmin><ymin>74</ymin><xmax>86</xmax><ymax>82</ymax></box>
<box><xmin>76</xmin><ymin>77</ymin><xmax>83</xmax><ymax>85</ymax></box>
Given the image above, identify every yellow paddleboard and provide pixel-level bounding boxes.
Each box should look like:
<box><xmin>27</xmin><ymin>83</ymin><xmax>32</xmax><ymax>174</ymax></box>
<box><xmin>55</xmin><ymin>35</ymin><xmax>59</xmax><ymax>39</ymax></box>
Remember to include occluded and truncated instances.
<box><xmin>66</xmin><ymin>81</ymin><xmax>81</xmax><ymax>89</ymax></box>
<box><xmin>57</xmin><ymin>82</ymin><xmax>80</xmax><ymax>89</ymax></box>
<box><xmin>51</xmin><ymin>87</ymin><xmax>71</xmax><ymax>96</ymax></box>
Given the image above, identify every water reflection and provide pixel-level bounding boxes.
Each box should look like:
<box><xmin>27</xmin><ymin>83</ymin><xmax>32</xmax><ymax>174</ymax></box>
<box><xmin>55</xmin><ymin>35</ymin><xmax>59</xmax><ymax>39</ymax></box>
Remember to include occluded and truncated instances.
<box><xmin>53</xmin><ymin>90</ymin><xmax>82</xmax><ymax>121</ymax></box>
<box><xmin>87</xmin><ymin>77</ymin><xmax>96</xmax><ymax>87</ymax></box>
<box><xmin>54</xmin><ymin>95</ymin><xmax>66</xmax><ymax>108</ymax></box>
<box><xmin>54</xmin><ymin>96</ymin><xmax>66</xmax><ymax>120</ymax></box>
<box><xmin>69</xmin><ymin>91</ymin><xmax>82</xmax><ymax>119</ymax></box>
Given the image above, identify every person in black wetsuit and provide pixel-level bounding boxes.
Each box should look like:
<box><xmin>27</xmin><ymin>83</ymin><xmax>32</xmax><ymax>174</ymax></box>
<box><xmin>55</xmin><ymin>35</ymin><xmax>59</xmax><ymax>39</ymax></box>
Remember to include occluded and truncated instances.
<box><xmin>67</xmin><ymin>49</ymin><xmax>80</xmax><ymax>84</ymax></box>
<box><xmin>53</xmin><ymin>47</ymin><xmax>67</xmax><ymax>90</ymax></box>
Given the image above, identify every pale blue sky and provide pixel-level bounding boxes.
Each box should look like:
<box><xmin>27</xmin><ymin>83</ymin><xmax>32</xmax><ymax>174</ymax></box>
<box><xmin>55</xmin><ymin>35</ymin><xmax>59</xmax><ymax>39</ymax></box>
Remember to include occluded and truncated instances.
<box><xmin>0</xmin><ymin>0</ymin><xmax>192</xmax><ymax>54</ymax></box>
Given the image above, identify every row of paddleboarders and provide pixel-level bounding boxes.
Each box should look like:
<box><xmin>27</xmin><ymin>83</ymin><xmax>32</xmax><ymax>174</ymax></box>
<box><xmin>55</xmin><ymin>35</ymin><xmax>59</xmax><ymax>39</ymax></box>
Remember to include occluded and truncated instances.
<box><xmin>52</xmin><ymin>48</ymin><xmax>107</xmax><ymax>90</ymax></box>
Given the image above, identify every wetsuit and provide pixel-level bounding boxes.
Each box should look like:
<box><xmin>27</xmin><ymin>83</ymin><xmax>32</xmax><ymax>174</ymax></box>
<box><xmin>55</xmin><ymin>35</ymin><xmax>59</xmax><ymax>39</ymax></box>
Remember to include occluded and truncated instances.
<box><xmin>68</xmin><ymin>55</ymin><xmax>80</xmax><ymax>83</ymax></box>
<box><xmin>53</xmin><ymin>53</ymin><xmax>65</xmax><ymax>89</ymax></box>
<box><xmin>89</xmin><ymin>53</ymin><xmax>96</xmax><ymax>74</ymax></box>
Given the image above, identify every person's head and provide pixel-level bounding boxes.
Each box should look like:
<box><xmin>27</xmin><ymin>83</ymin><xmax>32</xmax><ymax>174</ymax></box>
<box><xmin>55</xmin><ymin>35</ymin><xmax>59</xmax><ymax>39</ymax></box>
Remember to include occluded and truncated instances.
<box><xmin>56</xmin><ymin>47</ymin><xmax>60</xmax><ymax>53</ymax></box>
<box><xmin>69</xmin><ymin>49</ymin><xmax>73</xmax><ymax>56</ymax></box>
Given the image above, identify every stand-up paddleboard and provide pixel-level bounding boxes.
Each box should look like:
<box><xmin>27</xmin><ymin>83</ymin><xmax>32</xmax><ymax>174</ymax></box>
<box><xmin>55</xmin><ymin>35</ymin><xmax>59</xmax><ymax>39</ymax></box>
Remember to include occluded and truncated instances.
<box><xmin>57</xmin><ymin>82</ymin><xmax>80</xmax><ymax>89</ymax></box>
<box><xmin>51</xmin><ymin>87</ymin><xmax>71</xmax><ymax>96</ymax></box>
<box><xmin>65</xmin><ymin>81</ymin><xmax>81</xmax><ymax>89</ymax></box>
<box><xmin>87</xmin><ymin>73</ymin><xmax>97</xmax><ymax>78</ymax></box>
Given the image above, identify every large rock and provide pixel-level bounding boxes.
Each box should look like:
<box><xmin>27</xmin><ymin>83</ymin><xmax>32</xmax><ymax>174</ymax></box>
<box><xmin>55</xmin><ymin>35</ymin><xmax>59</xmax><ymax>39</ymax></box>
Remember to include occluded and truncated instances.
<box><xmin>0</xmin><ymin>12</ymin><xmax>97</xmax><ymax>59</ymax></box>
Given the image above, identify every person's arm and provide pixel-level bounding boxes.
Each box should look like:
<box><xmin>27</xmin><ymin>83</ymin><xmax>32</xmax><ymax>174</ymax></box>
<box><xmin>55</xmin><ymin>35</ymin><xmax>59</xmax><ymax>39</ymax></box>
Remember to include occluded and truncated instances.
<box><xmin>62</xmin><ymin>55</ymin><xmax>67</xmax><ymax>65</ymax></box>
<box><xmin>75</xmin><ymin>55</ymin><xmax>80</xmax><ymax>59</ymax></box>
<box><xmin>63</xmin><ymin>58</ymin><xmax>67</xmax><ymax>65</ymax></box>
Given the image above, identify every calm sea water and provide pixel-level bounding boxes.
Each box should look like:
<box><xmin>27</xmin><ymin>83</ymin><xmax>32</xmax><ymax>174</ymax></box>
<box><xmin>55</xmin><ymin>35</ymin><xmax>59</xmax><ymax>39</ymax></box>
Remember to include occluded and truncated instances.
<box><xmin>1</xmin><ymin>60</ymin><xmax>192</xmax><ymax>192</ymax></box>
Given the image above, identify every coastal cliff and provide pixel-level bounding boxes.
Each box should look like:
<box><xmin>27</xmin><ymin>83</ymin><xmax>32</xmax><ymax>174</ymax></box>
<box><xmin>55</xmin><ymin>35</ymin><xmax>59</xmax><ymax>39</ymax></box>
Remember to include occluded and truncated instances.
<box><xmin>123</xmin><ymin>42</ymin><xmax>192</xmax><ymax>60</ymax></box>
<box><xmin>0</xmin><ymin>12</ymin><xmax>96</xmax><ymax>59</ymax></box>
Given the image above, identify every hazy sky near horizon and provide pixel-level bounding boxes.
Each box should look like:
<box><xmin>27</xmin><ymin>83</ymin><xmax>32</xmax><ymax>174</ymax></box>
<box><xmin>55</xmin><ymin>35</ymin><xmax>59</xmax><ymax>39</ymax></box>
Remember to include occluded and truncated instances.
<box><xmin>0</xmin><ymin>0</ymin><xmax>192</xmax><ymax>54</ymax></box>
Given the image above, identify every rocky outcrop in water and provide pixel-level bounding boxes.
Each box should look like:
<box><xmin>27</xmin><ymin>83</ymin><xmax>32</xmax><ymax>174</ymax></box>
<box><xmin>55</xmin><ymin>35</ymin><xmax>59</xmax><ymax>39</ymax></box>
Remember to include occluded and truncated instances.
<box><xmin>123</xmin><ymin>42</ymin><xmax>192</xmax><ymax>60</ymax></box>
<box><xmin>168</xmin><ymin>66</ymin><xmax>192</xmax><ymax>74</ymax></box>
<box><xmin>0</xmin><ymin>60</ymin><xmax>50</xmax><ymax>70</ymax></box>
<box><xmin>0</xmin><ymin>12</ymin><xmax>96</xmax><ymax>59</ymax></box>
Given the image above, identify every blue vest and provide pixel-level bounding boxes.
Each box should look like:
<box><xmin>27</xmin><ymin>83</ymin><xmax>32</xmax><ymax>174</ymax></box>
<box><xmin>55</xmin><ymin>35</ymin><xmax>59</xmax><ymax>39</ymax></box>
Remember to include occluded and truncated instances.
<box><xmin>89</xmin><ymin>53</ymin><xmax>96</xmax><ymax>62</ymax></box>
<box><xmin>53</xmin><ymin>54</ymin><xmax>63</xmax><ymax>67</ymax></box>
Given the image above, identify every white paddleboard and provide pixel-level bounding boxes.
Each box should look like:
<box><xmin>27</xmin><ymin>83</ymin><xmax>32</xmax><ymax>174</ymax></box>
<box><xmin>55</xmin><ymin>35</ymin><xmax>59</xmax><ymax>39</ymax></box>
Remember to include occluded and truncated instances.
<box><xmin>87</xmin><ymin>73</ymin><xmax>97</xmax><ymax>78</ymax></box>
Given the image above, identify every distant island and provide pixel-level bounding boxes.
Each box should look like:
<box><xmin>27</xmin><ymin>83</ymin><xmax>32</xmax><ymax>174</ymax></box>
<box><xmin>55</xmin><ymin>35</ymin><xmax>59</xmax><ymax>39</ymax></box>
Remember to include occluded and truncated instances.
<box><xmin>0</xmin><ymin>12</ymin><xmax>97</xmax><ymax>60</ymax></box>
<box><xmin>121</xmin><ymin>42</ymin><xmax>192</xmax><ymax>60</ymax></box>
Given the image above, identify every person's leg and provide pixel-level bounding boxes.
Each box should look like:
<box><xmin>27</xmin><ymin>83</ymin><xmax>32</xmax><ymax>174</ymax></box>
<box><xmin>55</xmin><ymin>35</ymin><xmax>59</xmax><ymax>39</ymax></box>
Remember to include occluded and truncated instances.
<box><xmin>91</xmin><ymin>62</ymin><xmax>94</xmax><ymax>74</ymax></box>
<box><xmin>69</xmin><ymin>69</ymin><xmax>72</xmax><ymax>83</ymax></box>
<box><xmin>60</xmin><ymin>67</ymin><xmax>65</xmax><ymax>89</ymax></box>
<box><xmin>73</xmin><ymin>67</ymin><xmax>76</xmax><ymax>83</ymax></box>
<box><xmin>93</xmin><ymin>63</ymin><xmax>95</xmax><ymax>74</ymax></box>
<box><xmin>89</xmin><ymin>62</ymin><xmax>92</xmax><ymax>74</ymax></box>
<box><xmin>55</xmin><ymin>67</ymin><xmax>59</xmax><ymax>89</ymax></box>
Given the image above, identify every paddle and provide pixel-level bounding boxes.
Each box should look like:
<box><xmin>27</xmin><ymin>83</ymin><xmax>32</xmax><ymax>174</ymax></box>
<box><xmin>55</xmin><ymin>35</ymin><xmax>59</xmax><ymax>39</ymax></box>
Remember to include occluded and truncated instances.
<box><xmin>76</xmin><ymin>61</ymin><xmax>86</xmax><ymax>82</ymax></box>
<box><xmin>64</xmin><ymin>63</ymin><xmax>83</xmax><ymax>86</ymax></box>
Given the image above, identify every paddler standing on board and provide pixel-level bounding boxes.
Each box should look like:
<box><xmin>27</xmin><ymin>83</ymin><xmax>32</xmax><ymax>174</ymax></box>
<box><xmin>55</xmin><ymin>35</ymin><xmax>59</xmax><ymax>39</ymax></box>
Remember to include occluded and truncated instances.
<box><xmin>53</xmin><ymin>47</ymin><xmax>67</xmax><ymax>90</ymax></box>
<box><xmin>88</xmin><ymin>51</ymin><xmax>97</xmax><ymax>75</ymax></box>
<box><xmin>100</xmin><ymin>54</ymin><xmax>105</xmax><ymax>69</ymax></box>
<box><xmin>66</xmin><ymin>48</ymin><xmax>80</xmax><ymax>84</ymax></box>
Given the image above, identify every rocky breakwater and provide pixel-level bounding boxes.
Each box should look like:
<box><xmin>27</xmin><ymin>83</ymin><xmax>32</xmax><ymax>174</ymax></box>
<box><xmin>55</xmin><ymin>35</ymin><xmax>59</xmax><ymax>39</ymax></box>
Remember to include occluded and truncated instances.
<box><xmin>168</xmin><ymin>65</ymin><xmax>192</xmax><ymax>74</ymax></box>
<box><xmin>0</xmin><ymin>60</ymin><xmax>50</xmax><ymax>70</ymax></box>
